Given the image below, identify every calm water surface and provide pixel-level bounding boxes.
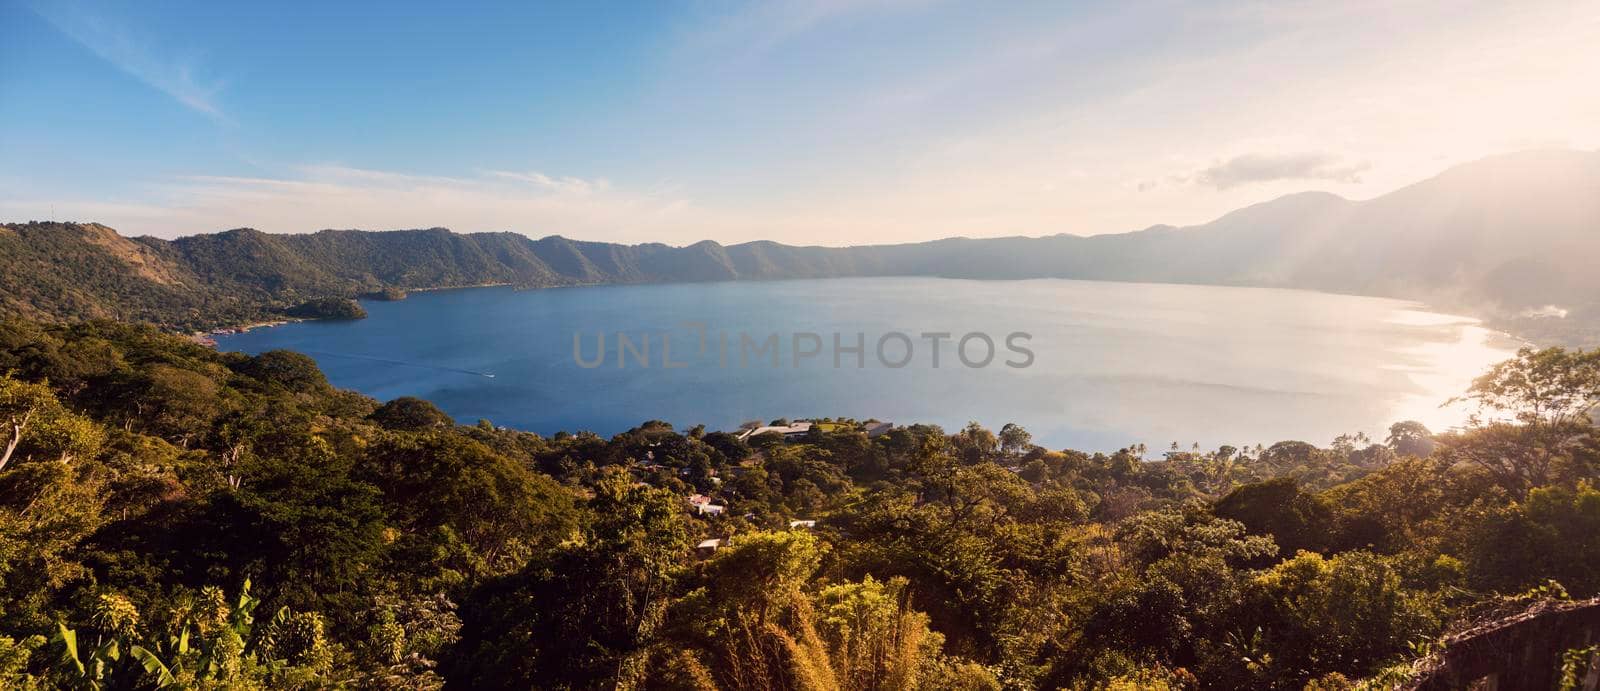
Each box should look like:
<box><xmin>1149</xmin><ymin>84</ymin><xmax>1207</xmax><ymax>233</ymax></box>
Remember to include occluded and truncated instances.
<box><xmin>215</xmin><ymin>278</ymin><xmax>1516</xmax><ymax>451</ymax></box>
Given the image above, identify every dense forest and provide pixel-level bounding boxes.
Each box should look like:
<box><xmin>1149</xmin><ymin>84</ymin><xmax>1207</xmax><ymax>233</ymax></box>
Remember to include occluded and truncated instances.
<box><xmin>0</xmin><ymin>319</ymin><xmax>1596</xmax><ymax>689</ymax></box>
<box><xmin>5</xmin><ymin>150</ymin><xmax>1600</xmax><ymax>343</ymax></box>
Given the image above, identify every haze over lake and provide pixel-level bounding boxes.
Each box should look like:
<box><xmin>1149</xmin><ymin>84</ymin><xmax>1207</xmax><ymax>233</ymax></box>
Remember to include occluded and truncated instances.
<box><xmin>216</xmin><ymin>278</ymin><xmax>1516</xmax><ymax>450</ymax></box>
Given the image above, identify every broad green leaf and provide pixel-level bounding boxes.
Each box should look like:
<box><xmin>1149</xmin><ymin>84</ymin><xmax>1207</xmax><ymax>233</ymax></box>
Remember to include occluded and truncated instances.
<box><xmin>130</xmin><ymin>645</ymin><xmax>177</xmax><ymax>688</ymax></box>
<box><xmin>53</xmin><ymin>622</ymin><xmax>85</xmax><ymax>676</ymax></box>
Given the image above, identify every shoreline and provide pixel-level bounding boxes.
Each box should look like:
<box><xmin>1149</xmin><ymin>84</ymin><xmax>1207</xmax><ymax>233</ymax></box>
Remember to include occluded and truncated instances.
<box><xmin>187</xmin><ymin>318</ymin><xmax>302</xmax><ymax>346</ymax></box>
<box><xmin>403</xmin><ymin>282</ymin><xmax>516</xmax><ymax>293</ymax></box>
<box><xmin>186</xmin><ymin>277</ymin><xmax>1571</xmax><ymax>352</ymax></box>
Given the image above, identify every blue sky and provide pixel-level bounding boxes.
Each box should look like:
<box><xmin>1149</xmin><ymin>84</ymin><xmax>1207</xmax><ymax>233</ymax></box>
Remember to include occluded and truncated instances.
<box><xmin>2</xmin><ymin>0</ymin><xmax>1596</xmax><ymax>244</ymax></box>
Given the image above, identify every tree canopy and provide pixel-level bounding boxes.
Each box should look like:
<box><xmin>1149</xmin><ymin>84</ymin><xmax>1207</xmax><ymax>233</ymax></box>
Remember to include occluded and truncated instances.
<box><xmin>0</xmin><ymin>321</ymin><xmax>1596</xmax><ymax>689</ymax></box>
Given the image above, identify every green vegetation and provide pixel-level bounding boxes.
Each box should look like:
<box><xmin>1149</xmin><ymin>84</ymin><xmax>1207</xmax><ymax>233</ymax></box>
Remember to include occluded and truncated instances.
<box><xmin>284</xmin><ymin>297</ymin><xmax>366</xmax><ymax>321</ymax></box>
<box><xmin>361</xmin><ymin>288</ymin><xmax>409</xmax><ymax>302</ymax></box>
<box><xmin>0</xmin><ymin>320</ymin><xmax>1596</xmax><ymax>688</ymax></box>
<box><xmin>0</xmin><ymin>223</ymin><xmax>580</xmax><ymax>331</ymax></box>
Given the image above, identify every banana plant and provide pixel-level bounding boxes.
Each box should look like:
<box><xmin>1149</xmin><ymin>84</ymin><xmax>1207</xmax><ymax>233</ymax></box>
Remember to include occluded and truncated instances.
<box><xmin>48</xmin><ymin>580</ymin><xmax>275</xmax><ymax>689</ymax></box>
<box><xmin>51</xmin><ymin>621</ymin><xmax>122</xmax><ymax>690</ymax></box>
<box><xmin>148</xmin><ymin>579</ymin><xmax>270</xmax><ymax>684</ymax></box>
<box><xmin>128</xmin><ymin>644</ymin><xmax>177</xmax><ymax>688</ymax></box>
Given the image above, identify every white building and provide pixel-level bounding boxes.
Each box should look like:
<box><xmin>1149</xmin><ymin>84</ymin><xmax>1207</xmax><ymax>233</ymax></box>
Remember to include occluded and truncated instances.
<box><xmin>736</xmin><ymin>421</ymin><xmax>813</xmax><ymax>442</ymax></box>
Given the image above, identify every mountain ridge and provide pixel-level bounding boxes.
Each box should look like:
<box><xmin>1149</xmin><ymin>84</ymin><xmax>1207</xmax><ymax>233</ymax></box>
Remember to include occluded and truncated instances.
<box><xmin>3</xmin><ymin>149</ymin><xmax>1597</xmax><ymax>343</ymax></box>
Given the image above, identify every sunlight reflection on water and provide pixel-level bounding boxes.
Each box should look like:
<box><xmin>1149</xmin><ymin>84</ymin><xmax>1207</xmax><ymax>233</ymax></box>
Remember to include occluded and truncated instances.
<box><xmin>1384</xmin><ymin>310</ymin><xmax>1521</xmax><ymax>434</ymax></box>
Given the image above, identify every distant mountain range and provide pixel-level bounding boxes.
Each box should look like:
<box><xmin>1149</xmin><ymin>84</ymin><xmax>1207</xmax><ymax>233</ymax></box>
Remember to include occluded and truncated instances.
<box><xmin>3</xmin><ymin>149</ymin><xmax>1597</xmax><ymax>343</ymax></box>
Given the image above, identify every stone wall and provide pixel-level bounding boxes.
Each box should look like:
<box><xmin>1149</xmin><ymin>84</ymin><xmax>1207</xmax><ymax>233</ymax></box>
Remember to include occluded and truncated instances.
<box><xmin>1408</xmin><ymin>598</ymin><xmax>1600</xmax><ymax>690</ymax></box>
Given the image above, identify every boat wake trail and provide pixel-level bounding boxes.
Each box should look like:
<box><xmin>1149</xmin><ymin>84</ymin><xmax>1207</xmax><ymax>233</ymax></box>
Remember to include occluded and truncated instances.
<box><xmin>299</xmin><ymin>350</ymin><xmax>496</xmax><ymax>378</ymax></box>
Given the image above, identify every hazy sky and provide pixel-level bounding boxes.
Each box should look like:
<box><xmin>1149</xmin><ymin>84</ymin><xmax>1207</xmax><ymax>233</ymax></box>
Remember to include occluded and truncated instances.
<box><xmin>2</xmin><ymin>0</ymin><xmax>1596</xmax><ymax>245</ymax></box>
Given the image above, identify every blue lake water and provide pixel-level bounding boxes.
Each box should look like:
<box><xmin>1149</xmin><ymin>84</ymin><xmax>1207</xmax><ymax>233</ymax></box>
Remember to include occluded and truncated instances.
<box><xmin>215</xmin><ymin>278</ymin><xmax>1516</xmax><ymax>451</ymax></box>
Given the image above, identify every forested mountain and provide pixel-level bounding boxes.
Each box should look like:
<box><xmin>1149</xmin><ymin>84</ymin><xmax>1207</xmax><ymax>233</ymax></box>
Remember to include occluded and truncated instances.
<box><xmin>3</xmin><ymin>149</ymin><xmax>1598</xmax><ymax>339</ymax></box>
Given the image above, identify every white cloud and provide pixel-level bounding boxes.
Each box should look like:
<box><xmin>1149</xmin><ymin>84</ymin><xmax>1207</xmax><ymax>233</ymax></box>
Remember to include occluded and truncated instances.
<box><xmin>485</xmin><ymin>171</ymin><xmax>612</xmax><ymax>195</ymax></box>
<box><xmin>793</xmin><ymin>0</ymin><xmax>1600</xmax><ymax>236</ymax></box>
<box><xmin>1193</xmin><ymin>153</ymin><xmax>1371</xmax><ymax>190</ymax></box>
<box><xmin>0</xmin><ymin>165</ymin><xmax>717</xmax><ymax>243</ymax></box>
<box><xmin>679</xmin><ymin>0</ymin><xmax>933</xmax><ymax>60</ymax></box>
<box><xmin>168</xmin><ymin>166</ymin><xmax>686</xmax><ymax>239</ymax></box>
<box><xmin>29</xmin><ymin>1</ymin><xmax>226</xmax><ymax>119</ymax></box>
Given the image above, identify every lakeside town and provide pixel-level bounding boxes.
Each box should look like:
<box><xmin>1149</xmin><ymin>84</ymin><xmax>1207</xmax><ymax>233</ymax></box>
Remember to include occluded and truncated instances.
<box><xmin>632</xmin><ymin>418</ymin><xmax>897</xmax><ymax>554</ymax></box>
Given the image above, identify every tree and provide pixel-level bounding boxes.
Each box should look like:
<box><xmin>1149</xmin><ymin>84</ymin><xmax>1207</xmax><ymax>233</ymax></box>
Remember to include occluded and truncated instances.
<box><xmin>1439</xmin><ymin>419</ymin><xmax>1595</xmax><ymax>491</ymax></box>
<box><xmin>1456</xmin><ymin>347</ymin><xmax>1600</xmax><ymax>427</ymax></box>
<box><xmin>448</xmin><ymin>478</ymin><xmax>689</xmax><ymax>689</ymax></box>
<box><xmin>748</xmin><ymin>431</ymin><xmax>785</xmax><ymax>450</ymax></box>
<box><xmin>1213</xmin><ymin>478</ymin><xmax>1333</xmax><ymax>557</ymax></box>
<box><xmin>285</xmin><ymin>297</ymin><xmax>367</xmax><ymax>320</ymax></box>
<box><xmin>1114</xmin><ymin>501</ymin><xmax>1277</xmax><ymax>568</ymax></box>
<box><xmin>1318</xmin><ymin>455</ymin><xmax>1480</xmax><ymax>554</ymax></box>
<box><xmin>1457</xmin><ymin>482</ymin><xmax>1600</xmax><ymax>597</ymax></box>
<box><xmin>952</xmin><ymin>423</ymin><xmax>998</xmax><ymax>465</ymax></box>
<box><xmin>369</xmin><ymin>397</ymin><xmax>455</xmax><ymax>431</ymax></box>
<box><xmin>0</xmin><ymin>446</ymin><xmax>108</xmax><ymax>633</ymax></box>
<box><xmin>1385</xmin><ymin>421</ymin><xmax>1436</xmax><ymax>458</ymax></box>
<box><xmin>1456</xmin><ymin>349</ymin><xmax>1600</xmax><ymax>485</ymax></box>
<box><xmin>998</xmin><ymin>423</ymin><xmax>1033</xmax><ymax>458</ymax></box>
<box><xmin>706</xmin><ymin>531</ymin><xmax>823</xmax><ymax>615</ymax></box>
<box><xmin>665</xmin><ymin>531</ymin><xmax>840</xmax><ymax>691</ymax></box>
<box><xmin>191</xmin><ymin>433</ymin><xmax>388</xmax><ymax>615</ymax></box>
<box><xmin>233</xmin><ymin>351</ymin><xmax>328</xmax><ymax>393</ymax></box>
<box><xmin>128</xmin><ymin>364</ymin><xmax>221</xmax><ymax>445</ymax></box>
<box><xmin>702</xmin><ymin>431</ymin><xmax>752</xmax><ymax>464</ymax></box>
<box><xmin>1231</xmin><ymin>551</ymin><xmax>1438</xmax><ymax>687</ymax></box>
<box><xmin>814</xmin><ymin>576</ymin><xmax>947</xmax><ymax>691</ymax></box>
<box><xmin>1259</xmin><ymin>441</ymin><xmax>1320</xmax><ymax>473</ymax></box>
<box><xmin>362</xmin><ymin>433</ymin><xmax>577</xmax><ymax>574</ymax></box>
<box><xmin>0</xmin><ymin>376</ymin><xmax>104</xmax><ymax>472</ymax></box>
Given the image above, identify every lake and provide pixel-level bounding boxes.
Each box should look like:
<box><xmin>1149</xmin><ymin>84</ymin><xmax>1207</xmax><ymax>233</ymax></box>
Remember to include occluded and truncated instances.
<box><xmin>215</xmin><ymin>278</ymin><xmax>1517</xmax><ymax>451</ymax></box>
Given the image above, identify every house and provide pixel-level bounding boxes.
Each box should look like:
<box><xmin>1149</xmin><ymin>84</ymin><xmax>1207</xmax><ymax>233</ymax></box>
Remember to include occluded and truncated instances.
<box><xmin>735</xmin><ymin>421</ymin><xmax>813</xmax><ymax>442</ymax></box>
<box><xmin>696</xmin><ymin>538</ymin><xmax>725</xmax><ymax>555</ymax></box>
<box><xmin>788</xmin><ymin>519</ymin><xmax>817</xmax><ymax>530</ymax></box>
<box><xmin>687</xmin><ymin>495</ymin><xmax>726</xmax><ymax>515</ymax></box>
<box><xmin>864</xmin><ymin>421</ymin><xmax>894</xmax><ymax>439</ymax></box>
